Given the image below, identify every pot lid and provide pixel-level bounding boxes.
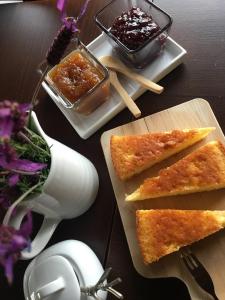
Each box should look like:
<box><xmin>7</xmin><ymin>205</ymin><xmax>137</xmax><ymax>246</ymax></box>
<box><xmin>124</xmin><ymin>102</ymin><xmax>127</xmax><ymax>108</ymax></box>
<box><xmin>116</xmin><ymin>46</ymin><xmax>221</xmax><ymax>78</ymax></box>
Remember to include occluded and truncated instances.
<box><xmin>23</xmin><ymin>240</ymin><xmax>123</xmax><ymax>300</ymax></box>
<box><xmin>23</xmin><ymin>240</ymin><xmax>108</xmax><ymax>300</ymax></box>
<box><xmin>26</xmin><ymin>255</ymin><xmax>80</xmax><ymax>300</ymax></box>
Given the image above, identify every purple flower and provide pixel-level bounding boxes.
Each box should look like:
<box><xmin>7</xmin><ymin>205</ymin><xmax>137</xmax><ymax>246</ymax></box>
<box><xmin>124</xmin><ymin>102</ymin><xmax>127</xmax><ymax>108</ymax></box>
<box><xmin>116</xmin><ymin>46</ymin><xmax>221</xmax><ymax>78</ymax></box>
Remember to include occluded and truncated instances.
<box><xmin>0</xmin><ymin>142</ymin><xmax>17</xmax><ymax>164</ymax></box>
<box><xmin>0</xmin><ymin>117</ymin><xmax>13</xmax><ymax>140</ymax></box>
<box><xmin>18</xmin><ymin>103</ymin><xmax>31</xmax><ymax>113</ymax></box>
<box><xmin>0</xmin><ymin>212</ymin><xmax>32</xmax><ymax>283</ymax></box>
<box><xmin>56</xmin><ymin>0</ymin><xmax>91</xmax><ymax>33</ymax></box>
<box><xmin>6</xmin><ymin>159</ymin><xmax>47</xmax><ymax>173</ymax></box>
<box><xmin>0</xmin><ymin>100</ymin><xmax>50</xmax><ymax>283</ymax></box>
<box><xmin>57</xmin><ymin>0</ymin><xmax>67</xmax><ymax>12</ymax></box>
<box><xmin>0</xmin><ymin>108</ymin><xmax>11</xmax><ymax>117</ymax></box>
<box><xmin>77</xmin><ymin>0</ymin><xmax>90</xmax><ymax>22</ymax></box>
<box><xmin>8</xmin><ymin>174</ymin><xmax>19</xmax><ymax>187</ymax></box>
<box><xmin>63</xmin><ymin>17</ymin><xmax>79</xmax><ymax>33</ymax></box>
<box><xmin>47</xmin><ymin>0</ymin><xmax>91</xmax><ymax>65</ymax></box>
<box><xmin>0</xmin><ymin>142</ymin><xmax>47</xmax><ymax>174</ymax></box>
<box><xmin>0</xmin><ymin>100</ymin><xmax>31</xmax><ymax>139</ymax></box>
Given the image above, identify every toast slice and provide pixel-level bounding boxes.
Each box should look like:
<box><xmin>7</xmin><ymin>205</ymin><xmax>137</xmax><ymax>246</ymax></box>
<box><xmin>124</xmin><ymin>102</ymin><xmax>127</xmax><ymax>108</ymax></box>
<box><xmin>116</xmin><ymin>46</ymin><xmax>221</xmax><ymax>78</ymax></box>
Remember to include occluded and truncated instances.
<box><xmin>111</xmin><ymin>127</ymin><xmax>214</xmax><ymax>180</ymax></box>
<box><xmin>126</xmin><ymin>141</ymin><xmax>225</xmax><ymax>201</ymax></box>
<box><xmin>136</xmin><ymin>209</ymin><xmax>225</xmax><ymax>264</ymax></box>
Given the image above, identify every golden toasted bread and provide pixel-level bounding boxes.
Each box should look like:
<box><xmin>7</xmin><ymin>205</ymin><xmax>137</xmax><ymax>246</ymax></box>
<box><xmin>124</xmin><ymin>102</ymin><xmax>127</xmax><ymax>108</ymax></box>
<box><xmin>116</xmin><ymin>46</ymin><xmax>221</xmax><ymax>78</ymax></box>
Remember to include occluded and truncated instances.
<box><xmin>126</xmin><ymin>141</ymin><xmax>225</xmax><ymax>201</ymax></box>
<box><xmin>111</xmin><ymin>128</ymin><xmax>214</xmax><ymax>180</ymax></box>
<box><xmin>136</xmin><ymin>209</ymin><xmax>225</xmax><ymax>264</ymax></box>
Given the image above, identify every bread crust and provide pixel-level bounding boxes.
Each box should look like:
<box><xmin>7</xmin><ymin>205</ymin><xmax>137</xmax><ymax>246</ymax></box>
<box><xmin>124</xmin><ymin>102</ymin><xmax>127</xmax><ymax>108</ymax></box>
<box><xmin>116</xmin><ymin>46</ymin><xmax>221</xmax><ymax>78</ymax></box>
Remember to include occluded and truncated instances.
<box><xmin>111</xmin><ymin>128</ymin><xmax>214</xmax><ymax>180</ymax></box>
<box><xmin>127</xmin><ymin>141</ymin><xmax>225</xmax><ymax>201</ymax></box>
<box><xmin>136</xmin><ymin>209</ymin><xmax>225</xmax><ymax>264</ymax></box>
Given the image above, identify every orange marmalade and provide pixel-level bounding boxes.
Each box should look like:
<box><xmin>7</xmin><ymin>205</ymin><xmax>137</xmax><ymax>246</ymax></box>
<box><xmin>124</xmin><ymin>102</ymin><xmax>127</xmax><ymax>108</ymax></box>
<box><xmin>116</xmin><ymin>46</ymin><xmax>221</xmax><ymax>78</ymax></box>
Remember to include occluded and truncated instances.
<box><xmin>49</xmin><ymin>51</ymin><xmax>104</xmax><ymax>103</ymax></box>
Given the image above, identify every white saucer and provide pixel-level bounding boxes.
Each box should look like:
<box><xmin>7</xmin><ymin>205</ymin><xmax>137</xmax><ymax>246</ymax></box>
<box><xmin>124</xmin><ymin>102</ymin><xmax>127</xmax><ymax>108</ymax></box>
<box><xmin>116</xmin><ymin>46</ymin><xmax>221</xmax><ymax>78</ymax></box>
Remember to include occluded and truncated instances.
<box><xmin>42</xmin><ymin>34</ymin><xmax>187</xmax><ymax>139</ymax></box>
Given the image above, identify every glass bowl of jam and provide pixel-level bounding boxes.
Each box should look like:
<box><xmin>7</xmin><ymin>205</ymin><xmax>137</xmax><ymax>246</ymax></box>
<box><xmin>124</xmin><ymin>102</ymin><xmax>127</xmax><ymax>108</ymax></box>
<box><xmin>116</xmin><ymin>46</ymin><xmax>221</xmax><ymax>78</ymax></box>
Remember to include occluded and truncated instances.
<box><xmin>46</xmin><ymin>40</ymin><xmax>110</xmax><ymax>115</ymax></box>
<box><xmin>95</xmin><ymin>0</ymin><xmax>172</xmax><ymax>69</ymax></box>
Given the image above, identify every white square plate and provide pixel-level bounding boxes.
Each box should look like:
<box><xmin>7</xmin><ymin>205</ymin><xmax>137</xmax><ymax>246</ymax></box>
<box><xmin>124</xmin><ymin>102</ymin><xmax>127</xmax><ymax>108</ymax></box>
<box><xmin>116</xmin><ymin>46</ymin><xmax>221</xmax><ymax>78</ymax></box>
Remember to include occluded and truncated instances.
<box><xmin>42</xmin><ymin>33</ymin><xmax>187</xmax><ymax>139</ymax></box>
<box><xmin>0</xmin><ymin>1</ymin><xmax>22</xmax><ymax>3</ymax></box>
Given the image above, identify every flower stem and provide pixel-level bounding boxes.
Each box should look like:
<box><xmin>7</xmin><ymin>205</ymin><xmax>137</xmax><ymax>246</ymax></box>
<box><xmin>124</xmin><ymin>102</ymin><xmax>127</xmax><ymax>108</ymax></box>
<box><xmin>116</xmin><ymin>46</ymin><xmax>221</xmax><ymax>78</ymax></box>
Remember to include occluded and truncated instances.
<box><xmin>3</xmin><ymin>181</ymin><xmax>44</xmax><ymax>226</ymax></box>
<box><xmin>28</xmin><ymin>65</ymin><xmax>50</xmax><ymax>125</ymax></box>
<box><xmin>11</xmin><ymin>169</ymin><xmax>40</xmax><ymax>176</ymax></box>
<box><xmin>19</xmin><ymin>129</ymin><xmax>51</xmax><ymax>157</ymax></box>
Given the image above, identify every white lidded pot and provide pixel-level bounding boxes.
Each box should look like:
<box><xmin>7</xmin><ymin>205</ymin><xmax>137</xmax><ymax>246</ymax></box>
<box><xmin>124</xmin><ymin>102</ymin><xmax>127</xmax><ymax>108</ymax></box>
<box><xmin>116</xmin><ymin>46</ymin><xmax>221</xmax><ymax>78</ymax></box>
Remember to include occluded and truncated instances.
<box><xmin>8</xmin><ymin>112</ymin><xmax>99</xmax><ymax>259</ymax></box>
<box><xmin>23</xmin><ymin>240</ymin><xmax>107</xmax><ymax>300</ymax></box>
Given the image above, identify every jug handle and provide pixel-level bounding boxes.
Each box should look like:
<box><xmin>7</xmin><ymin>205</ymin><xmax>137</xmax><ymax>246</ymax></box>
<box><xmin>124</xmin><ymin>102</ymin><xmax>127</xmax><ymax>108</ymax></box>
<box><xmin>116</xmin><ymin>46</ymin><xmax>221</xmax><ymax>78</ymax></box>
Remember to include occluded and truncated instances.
<box><xmin>9</xmin><ymin>206</ymin><xmax>60</xmax><ymax>260</ymax></box>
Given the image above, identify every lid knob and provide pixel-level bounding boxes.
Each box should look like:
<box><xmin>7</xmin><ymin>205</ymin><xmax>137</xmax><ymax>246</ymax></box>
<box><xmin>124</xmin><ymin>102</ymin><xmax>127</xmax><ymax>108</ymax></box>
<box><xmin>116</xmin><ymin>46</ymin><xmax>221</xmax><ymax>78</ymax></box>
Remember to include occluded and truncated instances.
<box><xmin>80</xmin><ymin>267</ymin><xmax>123</xmax><ymax>300</ymax></box>
<box><xmin>35</xmin><ymin>277</ymin><xmax>65</xmax><ymax>299</ymax></box>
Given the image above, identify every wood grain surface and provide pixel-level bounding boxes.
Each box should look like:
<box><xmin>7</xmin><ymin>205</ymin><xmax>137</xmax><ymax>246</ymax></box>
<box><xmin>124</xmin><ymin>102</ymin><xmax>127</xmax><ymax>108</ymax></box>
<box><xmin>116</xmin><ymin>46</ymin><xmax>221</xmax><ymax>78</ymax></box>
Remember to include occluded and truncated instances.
<box><xmin>101</xmin><ymin>98</ymin><xmax>225</xmax><ymax>299</ymax></box>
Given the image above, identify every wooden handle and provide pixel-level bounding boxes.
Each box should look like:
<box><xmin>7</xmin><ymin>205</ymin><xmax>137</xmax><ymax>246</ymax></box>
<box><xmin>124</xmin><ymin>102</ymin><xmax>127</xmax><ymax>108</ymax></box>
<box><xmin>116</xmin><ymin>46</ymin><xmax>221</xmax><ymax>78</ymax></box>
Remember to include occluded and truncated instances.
<box><xmin>120</xmin><ymin>69</ymin><xmax>164</xmax><ymax>94</ymax></box>
<box><xmin>109</xmin><ymin>71</ymin><xmax>141</xmax><ymax>118</ymax></box>
<box><xmin>99</xmin><ymin>56</ymin><xmax>164</xmax><ymax>94</ymax></box>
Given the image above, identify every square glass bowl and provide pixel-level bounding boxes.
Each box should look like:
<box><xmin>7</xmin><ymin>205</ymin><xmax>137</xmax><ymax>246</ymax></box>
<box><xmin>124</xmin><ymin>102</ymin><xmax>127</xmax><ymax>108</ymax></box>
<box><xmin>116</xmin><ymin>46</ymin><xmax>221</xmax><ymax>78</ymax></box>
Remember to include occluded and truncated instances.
<box><xmin>95</xmin><ymin>0</ymin><xmax>172</xmax><ymax>69</ymax></box>
<box><xmin>45</xmin><ymin>41</ymin><xmax>110</xmax><ymax>116</ymax></box>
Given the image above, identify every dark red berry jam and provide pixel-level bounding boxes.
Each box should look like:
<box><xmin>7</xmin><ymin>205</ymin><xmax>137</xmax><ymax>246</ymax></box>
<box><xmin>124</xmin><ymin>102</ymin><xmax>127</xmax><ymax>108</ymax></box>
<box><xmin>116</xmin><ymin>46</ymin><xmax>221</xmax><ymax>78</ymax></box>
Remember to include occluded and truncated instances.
<box><xmin>110</xmin><ymin>7</ymin><xmax>160</xmax><ymax>50</ymax></box>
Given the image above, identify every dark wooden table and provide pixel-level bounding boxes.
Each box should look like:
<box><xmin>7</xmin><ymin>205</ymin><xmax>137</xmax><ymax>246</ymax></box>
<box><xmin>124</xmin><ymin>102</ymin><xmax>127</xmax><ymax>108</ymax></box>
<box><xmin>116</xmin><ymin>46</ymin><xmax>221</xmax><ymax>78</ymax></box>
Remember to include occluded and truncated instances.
<box><xmin>0</xmin><ymin>0</ymin><xmax>225</xmax><ymax>299</ymax></box>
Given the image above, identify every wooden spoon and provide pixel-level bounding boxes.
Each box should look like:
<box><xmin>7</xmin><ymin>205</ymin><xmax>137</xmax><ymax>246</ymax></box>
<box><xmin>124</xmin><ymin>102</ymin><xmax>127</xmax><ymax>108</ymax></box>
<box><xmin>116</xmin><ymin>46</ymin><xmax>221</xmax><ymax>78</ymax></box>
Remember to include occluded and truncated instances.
<box><xmin>109</xmin><ymin>70</ymin><xmax>141</xmax><ymax>118</ymax></box>
<box><xmin>99</xmin><ymin>56</ymin><xmax>164</xmax><ymax>94</ymax></box>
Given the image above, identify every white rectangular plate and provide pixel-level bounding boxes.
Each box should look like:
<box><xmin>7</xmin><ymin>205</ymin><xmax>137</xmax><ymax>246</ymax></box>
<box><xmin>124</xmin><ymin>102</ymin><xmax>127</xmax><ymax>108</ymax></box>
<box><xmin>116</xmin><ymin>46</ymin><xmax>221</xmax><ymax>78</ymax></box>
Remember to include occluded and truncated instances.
<box><xmin>42</xmin><ymin>33</ymin><xmax>187</xmax><ymax>139</ymax></box>
<box><xmin>0</xmin><ymin>1</ymin><xmax>22</xmax><ymax>3</ymax></box>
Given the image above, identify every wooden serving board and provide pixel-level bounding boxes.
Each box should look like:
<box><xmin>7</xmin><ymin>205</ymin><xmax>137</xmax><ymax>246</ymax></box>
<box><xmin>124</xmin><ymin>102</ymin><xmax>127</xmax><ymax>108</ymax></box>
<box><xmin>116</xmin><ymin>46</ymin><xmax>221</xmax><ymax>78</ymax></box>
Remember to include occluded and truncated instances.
<box><xmin>101</xmin><ymin>99</ymin><xmax>225</xmax><ymax>300</ymax></box>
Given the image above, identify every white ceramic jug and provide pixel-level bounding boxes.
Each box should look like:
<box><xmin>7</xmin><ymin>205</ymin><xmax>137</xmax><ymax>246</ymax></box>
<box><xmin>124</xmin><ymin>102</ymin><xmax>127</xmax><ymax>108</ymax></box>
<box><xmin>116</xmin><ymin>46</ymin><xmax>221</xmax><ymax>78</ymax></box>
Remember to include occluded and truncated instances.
<box><xmin>8</xmin><ymin>112</ymin><xmax>99</xmax><ymax>259</ymax></box>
